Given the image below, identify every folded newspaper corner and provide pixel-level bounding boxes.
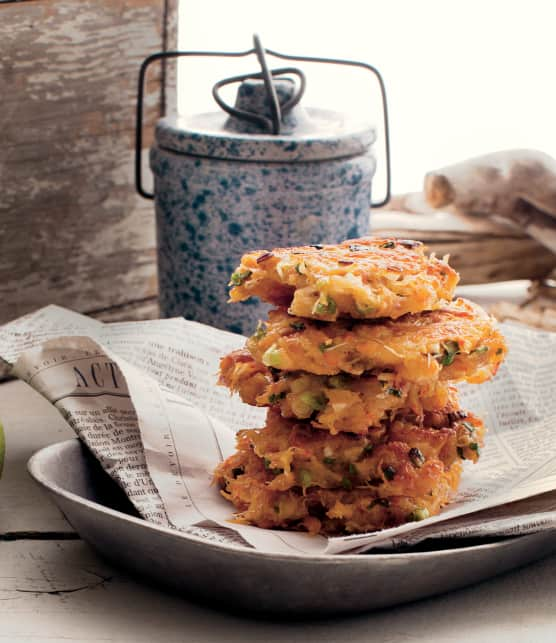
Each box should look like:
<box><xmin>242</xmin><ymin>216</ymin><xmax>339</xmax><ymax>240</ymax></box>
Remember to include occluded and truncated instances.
<box><xmin>1</xmin><ymin>305</ymin><xmax>556</xmax><ymax>556</ymax></box>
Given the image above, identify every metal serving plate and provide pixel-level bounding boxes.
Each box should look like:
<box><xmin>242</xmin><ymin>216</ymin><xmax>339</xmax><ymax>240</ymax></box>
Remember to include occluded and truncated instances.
<box><xmin>28</xmin><ymin>439</ymin><xmax>556</xmax><ymax>615</ymax></box>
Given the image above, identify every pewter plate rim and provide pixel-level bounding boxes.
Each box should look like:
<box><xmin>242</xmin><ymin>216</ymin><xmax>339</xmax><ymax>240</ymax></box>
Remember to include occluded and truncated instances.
<box><xmin>27</xmin><ymin>438</ymin><xmax>547</xmax><ymax>563</ymax></box>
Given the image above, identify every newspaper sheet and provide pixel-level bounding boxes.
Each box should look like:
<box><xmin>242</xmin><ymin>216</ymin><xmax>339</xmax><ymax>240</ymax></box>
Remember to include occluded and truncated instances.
<box><xmin>1</xmin><ymin>305</ymin><xmax>556</xmax><ymax>555</ymax></box>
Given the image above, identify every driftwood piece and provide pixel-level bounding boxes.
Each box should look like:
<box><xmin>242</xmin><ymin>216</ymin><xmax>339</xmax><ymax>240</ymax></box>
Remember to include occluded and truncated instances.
<box><xmin>0</xmin><ymin>0</ymin><xmax>177</xmax><ymax>325</ymax></box>
<box><xmin>376</xmin><ymin>185</ymin><xmax>556</xmax><ymax>326</ymax></box>
<box><xmin>424</xmin><ymin>150</ymin><xmax>556</xmax><ymax>254</ymax></box>
<box><xmin>491</xmin><ymin>299</ymin><xmax>556</xmax><ymax>332</ymax></box>
<box><xmin>489</xmin><ymin>269</ymin><xmax>556</xmax><ymax>331</ymax></box>
<box><xmin>372</xmin><ymin>195</ymin><xmax>556</xmax><ymax>284</ymax></box>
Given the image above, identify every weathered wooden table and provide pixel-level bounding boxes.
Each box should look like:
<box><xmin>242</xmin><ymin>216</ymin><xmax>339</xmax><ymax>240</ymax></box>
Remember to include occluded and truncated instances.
<box><xmin>1</xmin><ymin>377</ymin><xmax>556</xmax><ymax>642</ymax></box>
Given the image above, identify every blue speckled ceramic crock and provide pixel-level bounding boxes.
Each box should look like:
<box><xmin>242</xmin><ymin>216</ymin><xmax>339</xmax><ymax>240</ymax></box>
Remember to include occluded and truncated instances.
<box><xmin>150</xmin><ymin>80</ymin><xmax>377</xmax><ymax>334</ymax></box>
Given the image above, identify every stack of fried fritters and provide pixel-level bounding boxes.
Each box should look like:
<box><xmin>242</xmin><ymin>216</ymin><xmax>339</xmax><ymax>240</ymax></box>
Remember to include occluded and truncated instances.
<box><xmin>214</xmin><ymin>238</ymin><xmax>507</xmax><ymax>536</ymax></box>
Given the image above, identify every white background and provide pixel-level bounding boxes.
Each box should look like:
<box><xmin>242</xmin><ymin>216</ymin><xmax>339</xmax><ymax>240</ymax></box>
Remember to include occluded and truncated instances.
<box><xmin>178</xmin><ymin>0</ymin><xmax>556</xmax><ymax>201</ymax></box>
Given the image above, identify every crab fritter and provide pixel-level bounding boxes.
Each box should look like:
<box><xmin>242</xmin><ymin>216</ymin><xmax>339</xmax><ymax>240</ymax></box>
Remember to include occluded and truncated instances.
<box><xmin>247</xmin><ymin>298</ymin><xmax>507</xmax><ymax>384</ymax></box>
<box><xmin>213</xmin><ymin>411</ymin><xmax>481</xmax><ymax>535</ymax></box>
<box><xmin>228</xmin><ymin>237</ymin><xmax>459</xmax><ymax>321</ymax></box>
<box><xmin>219</xmin><ymin>349</ymin><xmax>458</xmax><ymax>435</ymax></box>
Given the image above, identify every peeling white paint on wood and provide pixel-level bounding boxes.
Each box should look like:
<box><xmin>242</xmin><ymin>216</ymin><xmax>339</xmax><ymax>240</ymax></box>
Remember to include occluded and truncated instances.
<box><xmin>0</xmin><ymin>0</ymin><xmax>177</xmax><ymax>324</ymax></box>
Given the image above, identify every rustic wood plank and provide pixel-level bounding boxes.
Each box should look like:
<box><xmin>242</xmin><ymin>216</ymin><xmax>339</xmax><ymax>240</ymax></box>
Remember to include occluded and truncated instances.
<box><xmin>426</xmin><ymin>237</ymin><xmax>556</xmax><ymax>284</ymax></box>
<box><xmin>372</xmin><ymin>206</ymin><xmax>556</xmax><ymax>284</ymax></box>
<box><xmin>162</xmin><ymin>0</ymin><xmax>178</xmax><ymax>116</ymax></box>
<box><xmin>89</xmin><ymin>296</ymin><xmax>160</xmax><ymax>322</ymax></box>
<box><xmin>0</xmin><ymin>380</ymin><xmax>75</xmax><ymax>534</ymax></box>
<box><xmin>0</xmin><ymin>0</ymin><xmax>177</xmax><ymax>324</ymax></box>
<box><xmin>1</xmin><ymin>538</ymin><xmax>556</xmax><ymax>641</ymax></box>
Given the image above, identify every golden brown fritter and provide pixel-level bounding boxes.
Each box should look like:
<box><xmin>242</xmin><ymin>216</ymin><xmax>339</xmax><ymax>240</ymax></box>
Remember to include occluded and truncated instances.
<box><xmin>228</xmin><ymin>238</ymin><xmax>459</xmax><ymax>321</ymax></box>
<box><xmin>219</xmin><ymin>349</ymin><xmax>458</xmax><ymax>435</ymax></box>
<box><xmin>214</xmin><ymin>470</ymin><xmax>461</xmax><ymax>535</ymax></box>
<box><xmin>214</xmin><ymin>411</ymin><xmax>481</xmax><ymax>535</ymax></box>
<box><xmin>217</xmin><ymin>237</ymin><xmax>506</xmax><ymax>537</ymax></box>
<box><xmin>236</xmin><ymin>409</ymin><xmax>483</xmax><ymax>486</ymax></box>
<box><xmin>247</xmin><ymin>299</ymin><xmax>507</xmax><ymax>384</ymax></box>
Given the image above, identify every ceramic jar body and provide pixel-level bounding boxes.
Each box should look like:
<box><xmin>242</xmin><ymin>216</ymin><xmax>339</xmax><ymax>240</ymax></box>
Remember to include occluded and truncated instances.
<box><xmin>151</xmin><ymin>146</ymin><xmax>376</xmax><ymax>334</ymax></box>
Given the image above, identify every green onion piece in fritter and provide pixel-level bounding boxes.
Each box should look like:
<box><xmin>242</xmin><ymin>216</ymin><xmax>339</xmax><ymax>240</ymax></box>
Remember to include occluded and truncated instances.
<box><xmin>387</xmin><ymin>387</ymin><xmax>403</xmax><ymax>398</ymax></box>
<box><xmin>439</xmin><ymin>340</ymin><xmax>460</xmax><ymax>366</ymax></box>
<box><xmin>323</xmin><ymin>456</ymin><xmax>336</xmax><ymax>465</ymax></box>
<box><xmin>298</xmin><ymin>469</ymin><xmax>312</xmax><ymax>487</ymax></box>
<box><xmin>253</xmin><ymin>321</ymin><xmax>267</xmax><ymax>340</ymax></box>
<box><xmin>327</xmin><ymin>374</ymin><xmax>351</xmax><ymax>389</ymax></box>
<box><xmin>267</xmin><ymin>392</ymin><xmax>286</xmax><ymax>404</ymax></box>
<box><xmin>299</xmin><ymin>392</ymin><xmax>327</xmax><ymax>411</ymax></box>
<box><xmin>409</xmin><ymin>507</ymin><xmax>430</xmax><ymax>522</ymax></box>
<box><xmin>229</xmin><ymin>270</ymin><xmax>252</xmax><ymax>286</ymax></box>
<box><xmin>355</xmin><ymin>303</ymin><xmax>377</xmax><ymax>315</ymax></box>
<box><xmin>262</xmin><ymin>345</ymin><xmax>282</xmax><ymax>368</ymax></box>
<box><xmin>361</xmin><ymin>444</ymin><xmax>374</xmax><ymax>457</ymax></box>
<box><xmin>313</xmin><ymin>296</ymin><xmax>337</xmax><ymax>316</ymax></box>
<box><xmin>341</xmin><ymin>477</ymin><xmax>353</xmax><ymax>491</ymax></box>
<box><xmin>264</xmin><ymin>457</ymin><xmax>284</xmax><ymax>475</ymax></box>
<box><xmin>462</xmin><ymin>421</ymin><xmax>476</xmax><ymax>433</ymax></box>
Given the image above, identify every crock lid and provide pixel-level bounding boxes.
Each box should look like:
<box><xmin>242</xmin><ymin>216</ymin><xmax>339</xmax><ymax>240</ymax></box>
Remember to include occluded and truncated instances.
<box><xmin>155</xmin><ymin>78</ymin><xmax>376</xmax><ymax>162</ymax></box>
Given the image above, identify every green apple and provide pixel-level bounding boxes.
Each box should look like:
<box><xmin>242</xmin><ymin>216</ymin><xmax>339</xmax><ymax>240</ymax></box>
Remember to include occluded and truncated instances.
<box><xmin>0</xmin><ymin>421</ymin><xmax>4</xmax><ymax>477</ymax></box>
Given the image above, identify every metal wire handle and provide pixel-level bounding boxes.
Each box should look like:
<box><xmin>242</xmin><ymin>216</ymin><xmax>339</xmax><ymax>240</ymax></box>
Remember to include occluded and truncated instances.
<box><xmin>136</xmin><ymin>34</ymin><xmax>391</xmax><ymax>206</ymax></box>
<box><xmin>212</xmin><ymin>66</ymin><xmax>306</xmax><ymax>134</ymax></box>
<box><xmin>254</xmin><ymin>33</ymin><xmax>281</xmax><ymax>134</ymax></box>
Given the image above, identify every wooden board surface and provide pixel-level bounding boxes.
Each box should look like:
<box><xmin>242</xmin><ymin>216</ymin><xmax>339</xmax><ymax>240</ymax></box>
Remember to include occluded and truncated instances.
<box><xmin>89</xmin><ymin>296</ymin><xmax>160</xmax><ymax>322</ymax></box>
<box><xmin>0</xmin><ymin>380</ymin><xmax>75</xmax><ymax>534</ymax></box>
<box><xmin>0</xmin><ymin>0</ymin><xmax>177</xmax><ymax>325</ymax></box>
<box><xmin>2</xmin><ymin>362</ymin><xmax>556</xmax><ymax>640</ymax></box>
<box><xmin>1</xmin><ymin>536</ymin><xmax>556</xmax><ymax>642</ymax></box>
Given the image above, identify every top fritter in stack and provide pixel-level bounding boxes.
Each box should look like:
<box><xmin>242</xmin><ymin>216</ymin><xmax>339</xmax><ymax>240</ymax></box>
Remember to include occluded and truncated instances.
<box><xmin>214</xmin><ymin>238</ymin><xmax>507</xmax><ymax>535</ymax></box>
